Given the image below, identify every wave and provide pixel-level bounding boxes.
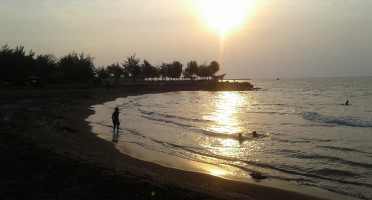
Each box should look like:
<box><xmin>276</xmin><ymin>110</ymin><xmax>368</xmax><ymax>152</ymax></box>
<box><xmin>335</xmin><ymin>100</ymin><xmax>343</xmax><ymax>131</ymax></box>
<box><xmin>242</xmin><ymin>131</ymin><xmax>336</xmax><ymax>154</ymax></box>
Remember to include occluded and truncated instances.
<box><xmin>140</xmin><ymin>114</ymin><xmax>260</xmax><ymax>140</ymax></box>
<box><xmin>227</xmin><ymin>161</ymin><xmax>372</xmax><ymax>199</ymax></box>
<box><xmin>119</xmin><ymin>125</ymin><xmax>372</xmax><ymax>199</ymax></box>
<box><xmin>277</xmin><ymin>139</ymin><xmax>311</xmax><ymax>144</ymax></box>
<box><xmin>301</xmin><ymin>183</ymin><xmax>372</xmax><ymax>200</ymax></box>
<box><xmin>302</xmin><ymin>112</ymin><xmax>372</xmax><ymax>127</ymax></box>
<box><xmin>277</xmin><ymin>149</ymin><xmax>372</xmax><ymax>170</ymax></box>
<box><xmin>141</xmin><ymin>115</ymin><xmax>196</xmax><ymax>129</ymax></box>
<box><xmin>242</xmin><ymin>160</ymin><xmax>372</xmax><ymax>188</ymax></box>
<box><xmin>133</xmin><ymin>134</ymin><xmax>371</xmax><ymax>187</ymax></box>
<box><xmin>248</xmin><ymin>111</ymin><xmax>289</xmax><ymax>116</ymax></box>
<box><xmin>307</xmin><ymin>168</ymin><xmax>359</xmax><ymax>178</ymax></box>
<box><xmin>317</xmin><ymin>145</ymin><xmax>367</xmax><ymax>154</ymax></box>
<box><xmin>139</xmin><ymin>109</ymin><xmax>211</xmax><ymax>123</ymax></box>
<box><xmin>277</xmin><ymin>138</ymin><xmax>334</xmax><ymax>143</ymax></box>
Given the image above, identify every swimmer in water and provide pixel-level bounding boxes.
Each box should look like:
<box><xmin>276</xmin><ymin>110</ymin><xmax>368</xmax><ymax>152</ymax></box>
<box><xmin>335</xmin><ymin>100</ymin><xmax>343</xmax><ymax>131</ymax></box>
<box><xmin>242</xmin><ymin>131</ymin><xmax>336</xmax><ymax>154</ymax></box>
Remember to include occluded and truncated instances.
<box><xmin>238</xmin><ymin>133</ymin><xmax>243</xmax><ymax>143</ymax></box>
<box><xmin>252</xmin><ymin>131</ymin><xmax>258</xmax><ymax>138</ymax></box>
<box><xmin>238</xmin><ymin>131</ymin><xmax>258</xmax><ymax>143</ymax></box>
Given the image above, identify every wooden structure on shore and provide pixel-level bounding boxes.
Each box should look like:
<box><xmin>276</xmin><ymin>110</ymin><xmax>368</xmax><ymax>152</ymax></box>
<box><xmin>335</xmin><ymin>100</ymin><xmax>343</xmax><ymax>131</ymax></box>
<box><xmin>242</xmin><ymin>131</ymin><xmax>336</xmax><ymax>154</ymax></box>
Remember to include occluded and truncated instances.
<box><xmin>211</xmin><ymin>74</ymin><xmax>226</xmax><ymax>81</ymax></box>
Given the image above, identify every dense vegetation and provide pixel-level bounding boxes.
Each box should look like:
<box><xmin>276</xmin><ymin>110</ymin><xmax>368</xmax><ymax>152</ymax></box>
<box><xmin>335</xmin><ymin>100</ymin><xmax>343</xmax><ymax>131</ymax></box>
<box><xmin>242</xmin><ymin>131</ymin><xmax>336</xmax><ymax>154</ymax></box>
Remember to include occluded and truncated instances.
<box><xmin>0</xmin><ymin>45</ymin><xmax>220</xmax><ymax>86</ymax></box>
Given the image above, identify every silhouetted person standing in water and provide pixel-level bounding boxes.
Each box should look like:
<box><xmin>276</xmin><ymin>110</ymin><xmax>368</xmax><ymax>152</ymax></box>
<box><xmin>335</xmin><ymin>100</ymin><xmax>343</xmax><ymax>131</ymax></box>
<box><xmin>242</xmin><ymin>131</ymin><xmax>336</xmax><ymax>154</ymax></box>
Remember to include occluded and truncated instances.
<box><xmin>238</xmin><ymin>133</ymin><xmax>243</xmax><ymax>144</ymax></box>
<box><xmin>112</xmin><ymin>107</ymin><xmax>120</xmax><ymax>134</ymax></box>
<box><xmin>345</xmin><ymin>100</ymin><xmax>349</xmax><ymax>105</ymax></box>
<box><xmin>252</xmin><ymin>131</ymin><xmax>258</xmax><ymax>138</ymax></box>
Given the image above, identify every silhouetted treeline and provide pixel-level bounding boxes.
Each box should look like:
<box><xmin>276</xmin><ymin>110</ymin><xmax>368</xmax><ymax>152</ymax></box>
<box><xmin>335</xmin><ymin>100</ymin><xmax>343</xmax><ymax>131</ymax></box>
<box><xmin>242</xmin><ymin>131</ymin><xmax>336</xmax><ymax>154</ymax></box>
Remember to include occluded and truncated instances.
<box><xmin>0</xmin><ymin>45</ymin><xmax>220</xmax><ymax>86</ymax></box>
<box><xmin>0</xmin><ymin>45</ymin><xmax>95</xmax><ymax>86</ymax></box>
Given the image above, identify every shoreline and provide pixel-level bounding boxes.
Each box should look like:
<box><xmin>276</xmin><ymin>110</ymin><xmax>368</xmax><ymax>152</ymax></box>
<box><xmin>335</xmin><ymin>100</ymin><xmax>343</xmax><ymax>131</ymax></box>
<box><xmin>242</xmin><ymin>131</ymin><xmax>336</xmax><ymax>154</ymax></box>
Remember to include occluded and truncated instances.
<box><xmin>1</xmin><ymin>87</ymin><xmax>328</xmax><ymax>199</ymax></box>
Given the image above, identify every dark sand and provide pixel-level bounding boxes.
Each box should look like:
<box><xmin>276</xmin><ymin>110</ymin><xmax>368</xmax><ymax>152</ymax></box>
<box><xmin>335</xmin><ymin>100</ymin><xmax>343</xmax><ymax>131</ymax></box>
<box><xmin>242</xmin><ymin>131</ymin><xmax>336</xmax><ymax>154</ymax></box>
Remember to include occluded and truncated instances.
<box><xmin>0</xmin><ymin>88</ymin><xmax>327</xmax><ymax>200</ymax></box>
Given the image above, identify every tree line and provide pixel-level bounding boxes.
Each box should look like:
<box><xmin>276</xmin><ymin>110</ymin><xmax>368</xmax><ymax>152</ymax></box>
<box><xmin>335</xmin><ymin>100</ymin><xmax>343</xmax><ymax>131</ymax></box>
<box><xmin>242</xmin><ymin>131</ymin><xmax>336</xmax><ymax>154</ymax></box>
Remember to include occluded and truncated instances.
<box><xmin>0</xmin><ymin>45</ymin><xmax>220</xmax><ymax>86</ymax></box>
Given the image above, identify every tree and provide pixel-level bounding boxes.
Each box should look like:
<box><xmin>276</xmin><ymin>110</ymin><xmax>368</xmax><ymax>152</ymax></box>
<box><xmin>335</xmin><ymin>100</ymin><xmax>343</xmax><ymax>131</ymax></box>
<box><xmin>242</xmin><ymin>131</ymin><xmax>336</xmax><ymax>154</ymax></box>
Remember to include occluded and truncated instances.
<box><xmin>107</xmin><ymin>63</ymin><xmax>124</xmax><ymax>85</ymax></box>
<box><xmin>182</xmin><ymin>71</ymin><xmax>192</xmax><ymax>79</ymax></box>
<box><xmin>141</xmin><ymin>60</ymin><xmax>154</xmax><ymax>80</ymax></box>
<box><xmin>96</xmin><ymin>67</ymin><xmax>109</xmax><ymax>80</ymax></box>
<box><xmin>77</xmin><ymin>53</ymin><xmax>95</xmax><ymax>83</ymax></box>
<box><xmin>153</xmin><ymin>66</ymin><xmax>161</xmax><ymax>80</ymax></box>
<box><xmin>159</xmin><ymin>63</ymin><xmax>168</xmax><ymax>80</ymax></box>
<box><xmin>167</xmin><ymin>61</ymin><xmax>183</xmax><ymax>80</ymax></box>
<box><xmin>0</xmin><ymin>45</ymin><xmax>36</xmax><ymax>84</ymax></box>
<box><xmin>35</xmin><ymin>54</ymin><xmax>57</xmax><ymax>83</ymax></box>
<box><xmin>123</xmin><ymin>54</ymin><xmax>142</xmax><ymax>81</ymax></box>
<box><xmin>184</xmin><ymin>60</ymin><xmax>199</xmax><ymax>79</ymax></box>
<box><xmin>197</xmin><ymin>64</ymin><xmax>211</xmax><ymax>79</ymax></box>
<box><xmin>209</xmin><ymin>61</ymin><xmax>220</xmax><ymax>75</ymax></box>
<box><xmin>58</xmin><ymin>52</ymin><xmax>95</xmax><ymax>84</ymax></box>
<box><xmin>141</xmin><ymin>60</ymin><xmax>161</xmax><ymax>81</ymax></box>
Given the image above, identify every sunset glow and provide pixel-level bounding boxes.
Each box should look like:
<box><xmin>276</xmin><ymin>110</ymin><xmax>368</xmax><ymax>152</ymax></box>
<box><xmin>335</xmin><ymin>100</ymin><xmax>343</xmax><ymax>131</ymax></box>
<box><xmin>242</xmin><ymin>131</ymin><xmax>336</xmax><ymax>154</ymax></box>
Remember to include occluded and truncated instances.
<box><xmin>196</xmin><ymin>0</ymin><xmax>256</xmax><ymax>38</ymax></box>
<box><xmin>209</xmin><ymin>169</ymin><xmax>227</xmax><ymax>176</ymax></box>
<box><xmin>204</xmin><ymin>92</ymin><xmax>245</xmax><ymax>134</ymax></box>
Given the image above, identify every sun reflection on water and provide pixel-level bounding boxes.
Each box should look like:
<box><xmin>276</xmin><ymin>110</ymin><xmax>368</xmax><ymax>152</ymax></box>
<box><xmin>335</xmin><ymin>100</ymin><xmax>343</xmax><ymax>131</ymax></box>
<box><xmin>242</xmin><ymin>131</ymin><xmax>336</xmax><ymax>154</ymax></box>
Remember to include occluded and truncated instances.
<box><xmin>209</xmin><ymin>169</ymin><xmax>227</xmax><ymax>176</ymax></box>
<box><xmin>195</xmin><ymin>91</ymin><xmax>269</xmax><ymax>178</ymax></box>
<box><xmin>200</xmin><ymin>91</ymin><xmax>251</xmax><ymax>164</ymax></box>
<box><xmin>210</xmin><ymin>139</ymin><xmax>237</xmax><ymax>157</ymax></box>
<box><xmin>203</xmin><ymin>92</ymin><xmax>246</xmax><ymax>134</ymax></box>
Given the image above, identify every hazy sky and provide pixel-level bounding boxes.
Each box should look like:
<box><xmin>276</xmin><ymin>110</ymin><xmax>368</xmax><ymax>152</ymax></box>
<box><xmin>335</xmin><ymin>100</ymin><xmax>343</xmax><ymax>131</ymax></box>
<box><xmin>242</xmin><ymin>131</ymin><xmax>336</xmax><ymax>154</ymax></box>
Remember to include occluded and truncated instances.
<box><xmin>1</xmin><ymin>0</ymin><xmax>372</xmax><ymax>78</ymax></box>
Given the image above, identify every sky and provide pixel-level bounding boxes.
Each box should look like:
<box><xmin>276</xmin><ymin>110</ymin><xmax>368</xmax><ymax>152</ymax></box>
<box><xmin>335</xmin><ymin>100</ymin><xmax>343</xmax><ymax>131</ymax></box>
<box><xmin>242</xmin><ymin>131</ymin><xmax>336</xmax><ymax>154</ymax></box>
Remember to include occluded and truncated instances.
<box><xmin>1</xmin><ymin>0</ymin><xmax>372</xmax><ymax>78</ymax></box>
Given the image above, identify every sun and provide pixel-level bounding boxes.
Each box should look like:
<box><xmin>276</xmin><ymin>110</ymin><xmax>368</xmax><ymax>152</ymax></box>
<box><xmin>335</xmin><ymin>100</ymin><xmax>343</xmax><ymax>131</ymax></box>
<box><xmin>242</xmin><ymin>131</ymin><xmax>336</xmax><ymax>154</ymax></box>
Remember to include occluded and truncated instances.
<box><xmin>196</xmin><ymin>0</ymin><xmax>255</xmax><ymax>38</ymax></box>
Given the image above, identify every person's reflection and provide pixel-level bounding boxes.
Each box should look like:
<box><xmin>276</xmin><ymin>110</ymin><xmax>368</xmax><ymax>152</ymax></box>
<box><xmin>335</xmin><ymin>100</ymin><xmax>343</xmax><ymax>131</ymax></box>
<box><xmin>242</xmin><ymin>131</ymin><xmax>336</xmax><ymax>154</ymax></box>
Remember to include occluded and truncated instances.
<box><xmin>112</xmin><ymin>131</ymin><xmax>119</xmax><ymax>143</ymax></box>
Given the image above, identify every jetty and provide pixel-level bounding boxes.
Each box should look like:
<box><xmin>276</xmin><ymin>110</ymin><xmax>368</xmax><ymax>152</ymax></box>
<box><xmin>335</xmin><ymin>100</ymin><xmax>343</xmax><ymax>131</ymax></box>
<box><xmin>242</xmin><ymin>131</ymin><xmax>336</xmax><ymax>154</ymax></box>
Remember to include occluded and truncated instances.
<box><xmin>105</xmin><ymin>74</ymin><xmax>254</xmax><ymax>92</ymax></box>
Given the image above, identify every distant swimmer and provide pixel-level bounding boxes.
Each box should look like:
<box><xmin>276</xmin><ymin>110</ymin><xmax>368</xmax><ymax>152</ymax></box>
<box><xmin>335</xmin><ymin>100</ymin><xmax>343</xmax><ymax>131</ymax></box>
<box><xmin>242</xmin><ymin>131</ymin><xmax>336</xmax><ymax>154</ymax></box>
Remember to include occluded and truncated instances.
<box><xmin>238</xmin><ymin>133</ymin><xmax>243</xmax><ymax>143</ymax></box>
<box><xmin>344</xmin><ymin>100</ymin><xmax>350</xmax><ymax>105</ymax></box>
<box><xmin>238</xmin><ymin>131</ymin><xmax>258</xmax><ymax>143</ymax></box>
<box><xmin>252</xmin><ymin>131</ymin><xmax>258</xmax><ymax>138</ymax></box>
<box><xmin>250</xmin><ymin>172</ymin><xmax>268</xmax><ymax>180</ymax></box>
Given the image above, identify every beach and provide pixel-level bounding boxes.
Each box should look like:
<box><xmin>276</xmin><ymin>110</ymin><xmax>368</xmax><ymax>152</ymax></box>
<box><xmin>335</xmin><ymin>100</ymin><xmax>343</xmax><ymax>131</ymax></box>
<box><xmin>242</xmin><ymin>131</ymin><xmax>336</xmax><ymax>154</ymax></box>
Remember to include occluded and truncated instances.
<box><xmin>0</xmin><ymin>87</ymin><xmax>327</xmax><ymax>200</ymax></box>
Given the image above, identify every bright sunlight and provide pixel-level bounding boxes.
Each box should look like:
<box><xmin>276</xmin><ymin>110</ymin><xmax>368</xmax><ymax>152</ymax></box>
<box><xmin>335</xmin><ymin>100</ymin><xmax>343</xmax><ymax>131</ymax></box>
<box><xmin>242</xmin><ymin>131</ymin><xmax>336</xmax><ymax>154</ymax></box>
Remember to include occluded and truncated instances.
<box><xmin>196</xmin><ymin>0</ymin><xmax>256</xmax><ymax>38</ymax></box>
<box><xmin>203</xmin><ymin>92</ymin><xmax>246</xmax><ymax>134</ymax></box>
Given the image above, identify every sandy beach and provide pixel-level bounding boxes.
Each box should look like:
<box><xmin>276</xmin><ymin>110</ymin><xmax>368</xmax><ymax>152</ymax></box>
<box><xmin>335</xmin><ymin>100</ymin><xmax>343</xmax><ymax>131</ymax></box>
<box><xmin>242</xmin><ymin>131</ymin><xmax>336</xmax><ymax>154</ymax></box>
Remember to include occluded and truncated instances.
<box><xmin>0</xmin><ymin>87</ymin><xmax>327</xmax><ymax>200</ymax></box>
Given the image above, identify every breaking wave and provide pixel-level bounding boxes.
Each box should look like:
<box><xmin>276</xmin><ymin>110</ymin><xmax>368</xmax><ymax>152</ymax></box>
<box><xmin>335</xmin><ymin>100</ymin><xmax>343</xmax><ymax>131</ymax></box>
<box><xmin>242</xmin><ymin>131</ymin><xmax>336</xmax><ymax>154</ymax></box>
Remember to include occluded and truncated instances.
<box><xmin>302</xmin><ymin>112</ymin><xmax>372</xmax><ymax>127</ymax></box>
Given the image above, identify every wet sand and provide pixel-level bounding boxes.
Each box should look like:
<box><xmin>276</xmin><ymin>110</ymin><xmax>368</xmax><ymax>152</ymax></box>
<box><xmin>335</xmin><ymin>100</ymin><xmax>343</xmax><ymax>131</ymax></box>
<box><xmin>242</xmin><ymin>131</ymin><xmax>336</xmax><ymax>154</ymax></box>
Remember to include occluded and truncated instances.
<box><xmin>0</xmin><ymin>87</ymin><xmax>327</xmax><ymax>200</ymax></box>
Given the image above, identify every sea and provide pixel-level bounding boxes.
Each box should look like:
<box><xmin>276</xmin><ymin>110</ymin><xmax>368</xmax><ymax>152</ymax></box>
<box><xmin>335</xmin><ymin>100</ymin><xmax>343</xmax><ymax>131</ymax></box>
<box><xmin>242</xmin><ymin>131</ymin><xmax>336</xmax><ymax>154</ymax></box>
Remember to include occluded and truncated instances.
<box><xmin>87</xmin><ymin>77</ymin><xmax>372</xmax><ymax>200</ymax></box>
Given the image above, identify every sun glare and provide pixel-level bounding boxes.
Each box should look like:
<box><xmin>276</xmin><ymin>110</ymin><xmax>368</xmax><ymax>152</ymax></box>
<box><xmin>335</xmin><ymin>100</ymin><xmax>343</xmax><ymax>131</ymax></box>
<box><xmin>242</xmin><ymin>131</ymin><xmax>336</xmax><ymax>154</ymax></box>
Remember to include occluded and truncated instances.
<box><xmin>209</xmin><ymin>169</ymin><xmax>227</xmax><ymax>176</ymax></box>
<box><xmin>203</xmin><ymin>92</ymin><xmax>245</xmax><ymax>134</ymax></box>
<box><xmin>196</xmin><ymin>0</ymin><xmax>255</xmax><ymax>38</ymax></box>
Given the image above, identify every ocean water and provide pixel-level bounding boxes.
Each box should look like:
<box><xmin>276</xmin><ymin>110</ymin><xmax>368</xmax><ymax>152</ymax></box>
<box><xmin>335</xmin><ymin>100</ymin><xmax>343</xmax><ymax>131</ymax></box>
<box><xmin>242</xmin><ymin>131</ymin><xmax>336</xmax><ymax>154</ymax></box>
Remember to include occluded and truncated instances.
<box><xmin>87</xmin><ymin>77</ymin><xmax>372</xmax><ymax>200</ymax></box>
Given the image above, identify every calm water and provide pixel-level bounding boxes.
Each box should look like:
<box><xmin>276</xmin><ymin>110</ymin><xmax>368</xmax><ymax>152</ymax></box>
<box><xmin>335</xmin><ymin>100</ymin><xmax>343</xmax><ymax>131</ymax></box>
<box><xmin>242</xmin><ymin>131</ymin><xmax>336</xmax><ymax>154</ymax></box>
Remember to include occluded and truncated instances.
<box><xmin>87</xmin><ymin>77</ymin><xmax>372</xmax><ymax>200</ymax></box>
